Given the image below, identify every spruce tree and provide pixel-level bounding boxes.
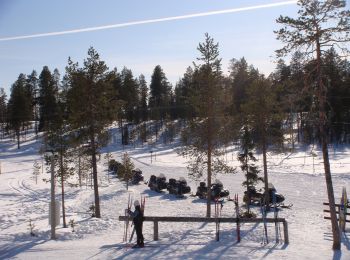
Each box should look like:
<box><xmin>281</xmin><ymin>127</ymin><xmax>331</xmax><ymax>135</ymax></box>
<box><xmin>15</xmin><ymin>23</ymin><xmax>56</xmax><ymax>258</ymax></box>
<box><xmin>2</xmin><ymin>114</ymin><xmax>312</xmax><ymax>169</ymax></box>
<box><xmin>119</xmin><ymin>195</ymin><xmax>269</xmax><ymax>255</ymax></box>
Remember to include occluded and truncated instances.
<box><xmin>38</xmin><ymin>66</ymin><xmax>58</xmax><ymax>132</ymax></box>
<box><xmin>26</xmin><ymin>71</ymin><xmax>38</xmax><ymax>135</ymax></box>
<box><xmin>149</xmin><ymin>65</ymin><xmax>172</xmax><ymax>123</ymax></box>
<box><xmin>8</xmin><ymin>74</ymin><xmax>32</xmax><ymax>148</ymax></box>
<box><xmin>0</xmin><ymin>88</ymin><xmax>7</xmax><ymax>137</ymax></box>
<box><xmin>120</xmin><ymin>67</ymin><xmax>139</xmax><ymax>123</ymax></box>
<box><xmin>241</xmin><ymin>76</ymin><xmax>284</xmax><ymax>209</ymax></box>
<box><xmin>118</xmin><ymin>152</ymin><xmax>135</xmax><ymax>190</ymax></box>
<box><xmin>175</xmin><ymin>67</ymin><xmax>194</xmax><ymax>120</ymax></box>
<box><xmin>238</xmin><ymin>126</ymin><xmax>262</xmax><ymax>213</ymax></box>
<box><xmin>138</xmin><ymin>74</ymin><xmax>148</xmax><ymax>122</ymax></box>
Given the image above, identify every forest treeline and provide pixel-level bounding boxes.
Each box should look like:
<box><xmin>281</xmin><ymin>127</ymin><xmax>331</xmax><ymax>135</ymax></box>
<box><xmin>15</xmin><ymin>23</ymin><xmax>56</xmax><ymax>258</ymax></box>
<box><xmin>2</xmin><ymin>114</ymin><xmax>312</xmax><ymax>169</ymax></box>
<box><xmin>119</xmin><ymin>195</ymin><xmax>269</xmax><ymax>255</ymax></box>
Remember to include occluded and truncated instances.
<box><xmin>1</xmin><ymin>45</ymin><xmax>350</xmax><ymax>147</ymax></box>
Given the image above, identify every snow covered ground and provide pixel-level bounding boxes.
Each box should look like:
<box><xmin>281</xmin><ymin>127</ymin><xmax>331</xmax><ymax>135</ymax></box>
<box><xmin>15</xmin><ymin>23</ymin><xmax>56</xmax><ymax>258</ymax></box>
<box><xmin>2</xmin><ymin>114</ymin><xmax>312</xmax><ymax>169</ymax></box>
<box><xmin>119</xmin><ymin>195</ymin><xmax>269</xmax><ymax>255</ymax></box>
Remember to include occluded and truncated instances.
<box><xmin>0</xmin><ymin>129</ymin><xmax>349</xmax><ymax>259</ymax></box>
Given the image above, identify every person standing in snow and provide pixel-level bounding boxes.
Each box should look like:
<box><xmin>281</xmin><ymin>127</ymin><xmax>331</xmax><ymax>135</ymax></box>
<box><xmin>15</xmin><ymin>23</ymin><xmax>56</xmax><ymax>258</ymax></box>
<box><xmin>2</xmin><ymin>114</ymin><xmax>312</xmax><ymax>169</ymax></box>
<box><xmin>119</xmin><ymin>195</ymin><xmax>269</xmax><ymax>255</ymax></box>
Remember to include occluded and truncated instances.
<box><xmin>128</xmin><ymin>200</ymin><xmax>144</xmax><ymax>247</ymax></box>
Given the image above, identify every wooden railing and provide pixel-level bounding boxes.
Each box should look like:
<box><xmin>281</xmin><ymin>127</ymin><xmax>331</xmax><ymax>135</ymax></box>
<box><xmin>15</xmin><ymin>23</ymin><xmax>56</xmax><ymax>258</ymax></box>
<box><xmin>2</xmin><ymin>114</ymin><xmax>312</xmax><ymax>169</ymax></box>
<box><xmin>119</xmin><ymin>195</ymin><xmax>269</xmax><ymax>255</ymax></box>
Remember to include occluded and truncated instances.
<box><xmin>119</xmin><ymin>216</ymin><xmax>289</xmax><ymax>244</ymax></box>
<box><xmin>323</xmin><ymin>202</ymin><xmax>350</xmax><ymax>222</ymax></box>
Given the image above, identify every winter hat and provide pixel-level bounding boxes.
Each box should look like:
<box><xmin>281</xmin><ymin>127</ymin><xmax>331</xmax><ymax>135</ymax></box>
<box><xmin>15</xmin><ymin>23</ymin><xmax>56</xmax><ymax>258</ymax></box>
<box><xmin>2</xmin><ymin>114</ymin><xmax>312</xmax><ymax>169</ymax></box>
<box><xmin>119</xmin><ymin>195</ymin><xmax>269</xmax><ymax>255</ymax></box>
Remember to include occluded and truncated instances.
<box><xmin>134</xmin><ymin>200</ymin><xmax>140</xmax><ymax>207</ymax></box>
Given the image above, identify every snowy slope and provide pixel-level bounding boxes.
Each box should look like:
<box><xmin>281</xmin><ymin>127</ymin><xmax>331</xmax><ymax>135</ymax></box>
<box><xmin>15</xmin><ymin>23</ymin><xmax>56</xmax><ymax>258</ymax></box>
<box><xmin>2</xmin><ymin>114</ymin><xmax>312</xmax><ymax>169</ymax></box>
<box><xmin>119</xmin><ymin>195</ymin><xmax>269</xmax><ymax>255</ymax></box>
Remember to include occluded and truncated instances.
<box><xmin>0</xmin><ymin>130</ymin><xmax>349</xmax><ymax>260</ymax></box>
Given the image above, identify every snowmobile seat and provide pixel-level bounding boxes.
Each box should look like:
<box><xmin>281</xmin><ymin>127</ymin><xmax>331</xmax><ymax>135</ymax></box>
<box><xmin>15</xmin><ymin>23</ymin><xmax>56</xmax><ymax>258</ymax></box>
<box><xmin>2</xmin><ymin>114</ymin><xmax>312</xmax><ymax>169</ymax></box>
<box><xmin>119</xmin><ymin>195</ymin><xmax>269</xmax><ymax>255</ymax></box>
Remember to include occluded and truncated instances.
<box><xmin>199</xmin><ymin>182</ymin><xmax>206</xmax><ymax>188</ymax></box>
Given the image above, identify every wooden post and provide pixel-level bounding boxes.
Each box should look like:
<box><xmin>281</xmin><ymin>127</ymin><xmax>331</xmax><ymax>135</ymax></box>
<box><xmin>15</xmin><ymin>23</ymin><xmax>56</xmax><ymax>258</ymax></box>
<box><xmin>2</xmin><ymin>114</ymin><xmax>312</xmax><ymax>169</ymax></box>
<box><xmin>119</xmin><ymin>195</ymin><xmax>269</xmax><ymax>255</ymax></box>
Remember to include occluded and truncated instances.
<box><xmin>283</xmin><ymin>220</ymin><xmax>289</xmax><ymax>244</ymax></box>
<box><xmin>154</xmin><ymin>221</ymin><xmax>159</xmax><ymax>241</ymax></box>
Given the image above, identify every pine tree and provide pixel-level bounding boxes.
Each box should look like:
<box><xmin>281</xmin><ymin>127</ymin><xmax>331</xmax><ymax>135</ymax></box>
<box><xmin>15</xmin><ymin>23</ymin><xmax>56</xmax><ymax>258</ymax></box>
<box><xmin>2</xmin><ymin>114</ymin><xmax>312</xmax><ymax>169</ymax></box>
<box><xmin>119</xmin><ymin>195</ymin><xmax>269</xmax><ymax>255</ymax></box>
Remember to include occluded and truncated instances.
<box><xmin>275</xmin><ymin>0</ymin><xmax>350</xmax><ymax>249</ymax></box>
<box><xmin>180</xmin><ymin>33</ymin><xmax>235</xmax><ymax>217</ymax></box>
<box><xmin>66</xmin><ymin>47</ymin><xmax>119</xmax><ymax>218</ymax></box>
<box><xmin>44</xmin><ymin>75</ymin><xmax>73</xmax><ymax>228</ymax></box>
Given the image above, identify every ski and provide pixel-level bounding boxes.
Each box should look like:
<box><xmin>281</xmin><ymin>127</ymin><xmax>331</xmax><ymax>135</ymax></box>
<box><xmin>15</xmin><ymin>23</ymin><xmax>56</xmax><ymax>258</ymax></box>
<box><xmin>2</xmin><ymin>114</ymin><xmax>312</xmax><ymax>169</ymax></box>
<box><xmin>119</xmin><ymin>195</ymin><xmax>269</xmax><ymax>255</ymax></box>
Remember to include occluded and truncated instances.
<box><xmin>125</xmin><ymin>243</ymin><xmax>158</xmax><ymax>249</ymax></box>
<box><xmin>234</xmin><ymin>194</ymin><xmax>240</xmax><ymax>243</ymax></box>
<box><xmin>339</xmin><ymin>187</ymin><xmax>347</xmax><ymax>232</ymax></box>
<box><xmin>273</xmin><ymin>191</ymin><xmax>281</xmax><ymax>243</ymax></box>
<box><xmin>215</xmin><ymin>198</ymin><xmax>219</xmax><ymax>241</ymax></box>
<box><xmin>261</xmin><ymin>198</ymin><xmax>269</xmax><ymax>245</ymax></box>
<box><xmin>124</xmin><ymin>194</ymin><xmax>132</xmax><ymax>243</ymax></box>
<box><xmin>218</xmin><ymin>199</ymin><xmax>223</xmax><ymax>241</ymax></box>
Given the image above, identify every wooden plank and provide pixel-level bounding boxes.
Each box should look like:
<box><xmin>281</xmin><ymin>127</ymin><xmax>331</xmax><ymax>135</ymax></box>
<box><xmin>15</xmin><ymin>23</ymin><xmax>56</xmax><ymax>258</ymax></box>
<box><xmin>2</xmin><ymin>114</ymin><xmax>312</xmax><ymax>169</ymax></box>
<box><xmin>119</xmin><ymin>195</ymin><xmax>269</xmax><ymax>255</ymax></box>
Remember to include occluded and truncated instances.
<box><xmin>323</xmin><ymin>209</ymin><xmax>350</xmax><ymax>216</ymax></box>
<box><xmin>324</xmin><ymin>216</ymin><xmax>350</xmax><ymax>223</ymax></box>
<box><xmin>323</xmin><ymin>202</ymin><xmax>349</xmax><ymax>207</ymax></box>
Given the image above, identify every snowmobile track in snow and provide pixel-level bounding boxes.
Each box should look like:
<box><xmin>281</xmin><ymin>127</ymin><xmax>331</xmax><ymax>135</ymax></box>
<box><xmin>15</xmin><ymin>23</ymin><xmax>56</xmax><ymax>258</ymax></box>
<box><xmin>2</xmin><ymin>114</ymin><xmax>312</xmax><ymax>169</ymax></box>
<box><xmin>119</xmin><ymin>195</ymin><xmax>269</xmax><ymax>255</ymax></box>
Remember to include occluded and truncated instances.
<box><xmin>7</xmin><ymin>177</ymin><xmax>49</xmax><ymax>203</ymax></box>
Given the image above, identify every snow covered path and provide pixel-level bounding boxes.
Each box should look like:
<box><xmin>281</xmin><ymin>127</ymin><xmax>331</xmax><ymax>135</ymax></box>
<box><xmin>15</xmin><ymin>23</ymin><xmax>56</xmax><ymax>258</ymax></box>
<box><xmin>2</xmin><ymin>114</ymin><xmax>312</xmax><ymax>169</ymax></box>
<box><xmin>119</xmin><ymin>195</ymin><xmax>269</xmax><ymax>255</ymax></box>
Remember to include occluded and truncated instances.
<box><xmin>0</xmin><ymin>134</ymin><xmax>350</xmax><ymax>259</ymax></box>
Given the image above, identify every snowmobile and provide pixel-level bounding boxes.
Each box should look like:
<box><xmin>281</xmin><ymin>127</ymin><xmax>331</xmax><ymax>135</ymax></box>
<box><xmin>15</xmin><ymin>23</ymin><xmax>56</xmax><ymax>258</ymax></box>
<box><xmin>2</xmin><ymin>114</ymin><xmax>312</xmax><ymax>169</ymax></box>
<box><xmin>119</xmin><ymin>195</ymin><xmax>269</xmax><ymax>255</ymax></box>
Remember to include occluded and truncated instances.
<box><xmin>195</xmin><ymin>179</ymin><xmax>230</xmax><ymax>200</ymax></box>
<box><xmin>243</xmin><ymin>183</ymin><xmax>285</xmax><ymax>206</ymax></box>
<box><xmin>148</xmin><ymin>174</ymin><xmax>167</xmax><ymax>192</ymax></box>
<box><xmin>167</xmin><ymin>177</ymin><xmax>191</xmax><ymax>197</ymax></box>
<box><xmin>131</xmin><ymin>168</ymin><xmax>144</xmax><ymax>185</ymax></box>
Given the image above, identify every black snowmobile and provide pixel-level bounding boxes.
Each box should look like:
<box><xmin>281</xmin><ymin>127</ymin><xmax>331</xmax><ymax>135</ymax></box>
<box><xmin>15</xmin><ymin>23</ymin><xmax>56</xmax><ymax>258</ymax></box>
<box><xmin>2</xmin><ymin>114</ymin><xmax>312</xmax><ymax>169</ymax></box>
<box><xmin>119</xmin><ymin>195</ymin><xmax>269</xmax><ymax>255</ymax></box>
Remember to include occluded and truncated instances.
<box><xmin>195</xmin><ymin>180</ymin><xmax>230</xmax><ymax>200</ymax></box>
<box><xmin>131</xmin><ymin>168</ymin><xmax>144</xmax><ymax>185</ymax></box>
<box><xmin>148</xmin><ymin>174</ymin><xmax>167</xmax><ymax>192</ymax></box>
<box><xmin>243</xmin><ymin>183</ymin><xmax>286</xmax><ymax>206</ymax></box>
<box><xmin>167</xmin><ymin>177</ymin><xmax>191</xmax><ymax>197</ymax></box>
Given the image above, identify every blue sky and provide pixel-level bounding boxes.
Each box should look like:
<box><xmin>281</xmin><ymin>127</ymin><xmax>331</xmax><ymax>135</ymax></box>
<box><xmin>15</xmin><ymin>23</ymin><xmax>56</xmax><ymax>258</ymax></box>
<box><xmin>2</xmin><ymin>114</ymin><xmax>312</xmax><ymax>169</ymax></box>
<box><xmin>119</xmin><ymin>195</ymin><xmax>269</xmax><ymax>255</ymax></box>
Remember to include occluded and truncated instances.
<box><xmin>0</xmin><ymin>0</ymin><xmax>331</xmax><ymax>95</ymax></box>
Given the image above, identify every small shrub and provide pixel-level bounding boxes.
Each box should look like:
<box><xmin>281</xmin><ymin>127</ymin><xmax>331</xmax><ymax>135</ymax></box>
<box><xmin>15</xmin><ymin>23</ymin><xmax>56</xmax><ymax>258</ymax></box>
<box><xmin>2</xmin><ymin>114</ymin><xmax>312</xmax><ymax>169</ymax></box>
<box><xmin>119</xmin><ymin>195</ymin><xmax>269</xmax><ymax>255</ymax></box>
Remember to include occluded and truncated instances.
<box><xmin>69</xmin><ymin>219</ymin><xmax>76</xmax><ymax>232</ymax></box>
<box><xmin>89</xmin><ymin>204</ymin><xmax>96</xmax><ymax>217</ymax></box>
<box><xmin>28</xmin><ymin>218</ymin><xmax>36</xmax><ymax>237</ymax></box>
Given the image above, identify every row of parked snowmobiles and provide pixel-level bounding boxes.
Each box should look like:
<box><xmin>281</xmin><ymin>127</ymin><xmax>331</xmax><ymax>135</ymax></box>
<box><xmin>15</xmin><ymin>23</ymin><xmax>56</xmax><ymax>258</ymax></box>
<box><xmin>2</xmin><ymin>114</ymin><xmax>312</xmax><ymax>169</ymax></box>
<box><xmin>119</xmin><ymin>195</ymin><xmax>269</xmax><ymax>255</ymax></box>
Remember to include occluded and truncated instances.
<box><xmin>148</xmin><ymin>174</ymin><xmax>191</xmax><ymax>197</ymax></box>
<box><xmin>195</xmin><ymin>180</ymin><xmax>230</xmax><ymax>200</ymax></box>
<box><xmin>109</xmin><ymin>160</ymin><xmax>288</xmax><ymax>206</ymax></box>
<box><xmin>148</xmin><ymin>174</ymin><xmax>230</xmax><ymax>200</ymax></box>
<box><xmin>243</xmin><ymin>183</ymin><xmax>287</xmax><ymax>207</ymax></box>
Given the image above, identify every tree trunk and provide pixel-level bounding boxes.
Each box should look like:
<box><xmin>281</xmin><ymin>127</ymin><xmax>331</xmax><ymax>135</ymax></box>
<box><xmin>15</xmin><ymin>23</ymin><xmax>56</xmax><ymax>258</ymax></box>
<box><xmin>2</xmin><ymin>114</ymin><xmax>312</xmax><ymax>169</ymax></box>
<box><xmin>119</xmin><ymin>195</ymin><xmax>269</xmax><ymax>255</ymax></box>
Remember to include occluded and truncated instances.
<box><xmin>91</xmin><ymin>136</ymin><xmax>101</xmax><ymax>218</ymax></box>
<box><xmin>78</xmin><ymin>155</ymin><xmax>82</xmax><ymax>188</ymax></box>
<box><xmin>297</xmin><ymin>112</ymin><xmax>301</xmax><ymax>143</ymax></box>
<box><xmin>207</xmin><ymin>144</ymin><xmax>212</xmax><ymax>218</ymax></box>
<box><xmin>315</xmin><ymin>38</ymin><xmax>340</xmax><ymax>250</ymax></box>
<box><xmin>206</xmin><ymin>80</ymin><xmax>213</xmax><ymax>218</ymax></box>
<box><xmin>16</xmin><ymin>129</ymin><xmax>20</xmax><ymax>149</ymax></box>
<box><xmin>262</xmin><ymin>136</ymin><xmax>269</xmax><ymax>210</ymax></box>
<box><xmin>60</xmin><ymin>152</ymin><xmax>67</xmax><ymax>228</ymax></box>
<box><xmin>245</xmin><ymin>150</ymin><xmax>250</xmax><ymax>214</ymax></box>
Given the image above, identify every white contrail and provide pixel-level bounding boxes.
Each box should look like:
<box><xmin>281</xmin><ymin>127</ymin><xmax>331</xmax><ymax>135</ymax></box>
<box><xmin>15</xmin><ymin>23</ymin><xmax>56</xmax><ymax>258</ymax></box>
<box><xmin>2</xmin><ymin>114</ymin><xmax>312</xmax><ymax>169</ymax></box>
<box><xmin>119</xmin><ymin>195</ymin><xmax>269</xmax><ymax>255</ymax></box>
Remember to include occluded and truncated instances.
<box><xmin>0</xmin><ymin>1</ymin><xmax>297</xmax><ymax>42</ymax></box>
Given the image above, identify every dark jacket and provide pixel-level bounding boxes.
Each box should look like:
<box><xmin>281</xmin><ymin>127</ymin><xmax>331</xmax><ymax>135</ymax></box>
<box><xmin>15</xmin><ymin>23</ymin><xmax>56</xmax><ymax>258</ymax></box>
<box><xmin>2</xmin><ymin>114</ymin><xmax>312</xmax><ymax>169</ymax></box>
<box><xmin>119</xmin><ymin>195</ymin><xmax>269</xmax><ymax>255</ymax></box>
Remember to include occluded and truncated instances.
<box><xmin>129</xmin><ymin>205</ymin><xmax>144</xmax><ymax>226</ymax></box>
